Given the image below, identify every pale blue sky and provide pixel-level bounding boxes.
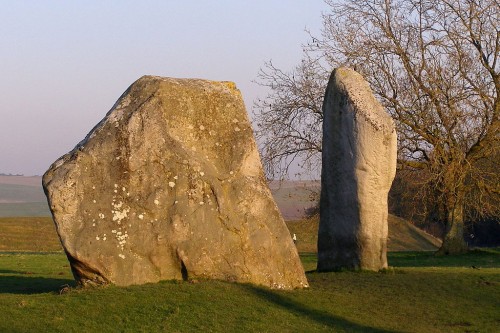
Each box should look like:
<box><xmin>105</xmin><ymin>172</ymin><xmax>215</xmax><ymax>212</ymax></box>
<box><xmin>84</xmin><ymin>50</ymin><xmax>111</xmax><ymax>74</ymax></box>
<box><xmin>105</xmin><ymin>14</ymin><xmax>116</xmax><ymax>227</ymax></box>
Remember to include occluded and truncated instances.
<box><xmin>0</xmin><ymin>1</ymin><xmax>327</xmax><ymax>176</ymax></box>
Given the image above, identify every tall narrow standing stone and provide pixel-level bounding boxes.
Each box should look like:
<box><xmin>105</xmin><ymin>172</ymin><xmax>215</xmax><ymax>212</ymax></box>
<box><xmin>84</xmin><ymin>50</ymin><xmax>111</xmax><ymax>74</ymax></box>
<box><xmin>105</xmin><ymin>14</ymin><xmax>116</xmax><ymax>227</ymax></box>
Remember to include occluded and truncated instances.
<box><xmin>318</xmin><ymin>68</ymin><xmax>397</xmax><ymax>271</ymax></box>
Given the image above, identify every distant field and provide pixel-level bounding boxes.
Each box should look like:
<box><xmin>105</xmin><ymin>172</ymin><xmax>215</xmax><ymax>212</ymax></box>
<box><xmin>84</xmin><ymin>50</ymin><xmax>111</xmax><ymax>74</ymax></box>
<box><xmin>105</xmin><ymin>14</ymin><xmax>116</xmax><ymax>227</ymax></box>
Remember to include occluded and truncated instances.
<box><xmin>0</xmin><ymin>176</ymin><xmax>50</xmax><ymax>217</ymax></box>
<box><xmin>0</xmin><ymin>203</ymin><xmax>51</xmax><ymax>217</ymax></box>
<box><xmin>0</xmin><ymin>177</ymin><xmax>321</xmax><ymax>219</ymax></box>
<box><xmin>0</xmin><ymin>183</ymin><xmax>46</xmax><ymax>203</ymax></box>
<box><xmin>0</xmin><ymin>176</ymin><xmax>441</xmax><ymax>254</ymax></box>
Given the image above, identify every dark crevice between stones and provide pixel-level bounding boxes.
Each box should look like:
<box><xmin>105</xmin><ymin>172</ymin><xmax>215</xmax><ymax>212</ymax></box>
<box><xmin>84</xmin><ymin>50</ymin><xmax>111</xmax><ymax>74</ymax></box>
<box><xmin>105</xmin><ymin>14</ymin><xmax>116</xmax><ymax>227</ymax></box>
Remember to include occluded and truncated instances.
<box><xmin>180</xmin><ymin>259</ymin><xmax>188</xmax><ymax>281</ymax></box>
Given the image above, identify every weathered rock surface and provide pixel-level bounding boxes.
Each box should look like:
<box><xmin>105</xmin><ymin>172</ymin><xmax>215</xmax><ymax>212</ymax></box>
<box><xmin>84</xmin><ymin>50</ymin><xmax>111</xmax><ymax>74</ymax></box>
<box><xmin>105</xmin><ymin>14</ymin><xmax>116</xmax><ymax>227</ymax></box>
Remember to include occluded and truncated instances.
<box><xmin>318</xmin><ymin>67</ymin><xmax>397</xmax><ymax>271</ymax></box>
<box><xmin>43</xmin><ymin>76</ymin><xmax>308</xmax><ymax>289</ymax></box>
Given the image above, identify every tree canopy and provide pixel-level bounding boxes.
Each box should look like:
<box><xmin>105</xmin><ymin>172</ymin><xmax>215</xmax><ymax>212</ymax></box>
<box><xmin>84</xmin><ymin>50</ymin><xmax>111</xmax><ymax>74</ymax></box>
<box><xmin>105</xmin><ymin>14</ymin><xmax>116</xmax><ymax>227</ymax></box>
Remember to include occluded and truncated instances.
<box><xmin>254</xmin><ymin>0</ymin><xmax>499</xmax><ymax>253</ymax></box>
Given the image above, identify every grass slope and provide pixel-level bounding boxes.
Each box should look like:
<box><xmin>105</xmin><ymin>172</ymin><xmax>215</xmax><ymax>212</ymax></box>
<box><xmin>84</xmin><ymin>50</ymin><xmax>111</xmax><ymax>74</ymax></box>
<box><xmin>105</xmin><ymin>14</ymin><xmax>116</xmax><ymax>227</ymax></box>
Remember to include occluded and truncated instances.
<box><xmin>0</xmin><ymin>251</ymin><xmax>498</xmax><ymax>332</ymax></box>
<box><xmin>286</xmin><ymin>215</ymin><xmax>441</xmax><ymax>253</ymax></box>
<box><xmin>386</xmin><ymin>215</ymin><xmax>442</xmax><ymax>251</ymax></box>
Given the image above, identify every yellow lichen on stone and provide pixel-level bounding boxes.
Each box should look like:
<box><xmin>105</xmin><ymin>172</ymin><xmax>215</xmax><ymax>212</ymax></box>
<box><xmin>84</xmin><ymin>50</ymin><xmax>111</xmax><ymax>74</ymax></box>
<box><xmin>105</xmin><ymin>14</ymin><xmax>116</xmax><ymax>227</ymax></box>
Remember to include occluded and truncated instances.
<box><xmin>222</xmin><ymin>81</ymin><xmax>237</xmax><ymax>91</ymax></box>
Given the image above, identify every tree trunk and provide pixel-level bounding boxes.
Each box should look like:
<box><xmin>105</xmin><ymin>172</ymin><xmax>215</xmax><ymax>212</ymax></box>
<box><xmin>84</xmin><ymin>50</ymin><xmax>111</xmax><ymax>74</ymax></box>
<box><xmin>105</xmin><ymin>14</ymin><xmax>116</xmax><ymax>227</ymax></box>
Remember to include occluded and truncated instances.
<box><xmin>437</xmin><ymin>195</ymin><xmax>468</xmax><ymax>255</ymax></box>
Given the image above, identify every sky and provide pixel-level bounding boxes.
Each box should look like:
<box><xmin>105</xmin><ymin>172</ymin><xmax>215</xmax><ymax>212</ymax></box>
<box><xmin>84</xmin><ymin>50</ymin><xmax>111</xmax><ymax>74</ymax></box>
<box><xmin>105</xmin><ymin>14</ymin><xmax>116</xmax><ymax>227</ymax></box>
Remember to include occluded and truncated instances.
<box><xmin>0</xmin><ymin>1</ymin><xmax>328</xmax><ymax>176</ymax></box>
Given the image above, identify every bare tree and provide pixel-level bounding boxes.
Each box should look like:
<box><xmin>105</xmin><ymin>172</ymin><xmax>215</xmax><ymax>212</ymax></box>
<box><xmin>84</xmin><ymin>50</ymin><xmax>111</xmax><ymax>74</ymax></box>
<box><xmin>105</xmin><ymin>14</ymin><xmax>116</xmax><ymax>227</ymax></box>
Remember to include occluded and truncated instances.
<box><xmin>254</xmin><ymin>55</ymin><xmax>327</xmax><ymax>179</ymax></box>
<box><xmin>254</xmin><ymin>0</ymin><xmax>499</xmax><ymax>254</ymax></box>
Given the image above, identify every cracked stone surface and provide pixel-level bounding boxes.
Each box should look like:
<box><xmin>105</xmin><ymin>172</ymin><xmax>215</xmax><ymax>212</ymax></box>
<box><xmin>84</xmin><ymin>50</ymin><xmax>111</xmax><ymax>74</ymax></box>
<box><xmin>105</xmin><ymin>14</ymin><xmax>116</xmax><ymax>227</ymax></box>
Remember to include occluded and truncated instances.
<box><xmin>43</xmin><ymin>76</ymin><xmax>308</xmax><ymax>289</ymax></box>
<box><xmin>318</xmin><ymin>67</ymin><xmax>397</xmax><ymax>271</ymax></box>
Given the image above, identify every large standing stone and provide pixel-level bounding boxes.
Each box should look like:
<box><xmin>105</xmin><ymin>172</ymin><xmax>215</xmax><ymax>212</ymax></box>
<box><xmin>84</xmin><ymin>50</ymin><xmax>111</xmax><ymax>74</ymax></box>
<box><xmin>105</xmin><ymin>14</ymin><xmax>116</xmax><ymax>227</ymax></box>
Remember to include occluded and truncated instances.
<box><xmin>43</xmin><ymin>76</ymin><xmax>308</xmax><ymax>289</ymax></box>
<box><xmin>318</xmin><ymin>67</ymin><xmax>397</xmax><ymax>271</ymax></box>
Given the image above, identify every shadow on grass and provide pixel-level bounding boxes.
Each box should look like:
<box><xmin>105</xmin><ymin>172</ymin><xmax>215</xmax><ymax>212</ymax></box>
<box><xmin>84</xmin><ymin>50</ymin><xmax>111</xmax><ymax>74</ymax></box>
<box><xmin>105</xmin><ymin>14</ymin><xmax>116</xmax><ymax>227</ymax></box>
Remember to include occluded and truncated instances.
<box><xmin>0</xmin><ymin>269</ymin><xmax>25</xmax><ymax>274</ymax></box>
<box><xmin>243</xmin><ymin>285</ymin><xmax>397</xmax><ymax>332</ymax></box>
<box><xmin>0</xmin><ymin>275</ymin><xmax>74</xmax><ymax>294</ymax></box>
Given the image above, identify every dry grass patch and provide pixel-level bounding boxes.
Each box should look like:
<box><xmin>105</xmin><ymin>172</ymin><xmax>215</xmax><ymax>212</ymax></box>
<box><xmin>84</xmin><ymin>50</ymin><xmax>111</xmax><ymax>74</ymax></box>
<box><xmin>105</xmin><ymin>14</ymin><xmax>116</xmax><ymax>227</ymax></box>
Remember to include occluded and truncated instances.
<box><xmin>0</xmin><ymin>217</ymin><xmax>62</xmax><ymax>252</ymax></box>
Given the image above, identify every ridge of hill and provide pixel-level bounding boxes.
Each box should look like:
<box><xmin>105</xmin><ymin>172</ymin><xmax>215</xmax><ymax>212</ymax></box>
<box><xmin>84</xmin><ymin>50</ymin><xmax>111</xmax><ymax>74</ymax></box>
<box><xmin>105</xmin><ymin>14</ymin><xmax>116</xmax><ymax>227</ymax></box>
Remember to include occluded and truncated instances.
<box><xmin>0</xmin><ymin>175</ymin><xmax>42</xmax><ymax>187</ymax></box>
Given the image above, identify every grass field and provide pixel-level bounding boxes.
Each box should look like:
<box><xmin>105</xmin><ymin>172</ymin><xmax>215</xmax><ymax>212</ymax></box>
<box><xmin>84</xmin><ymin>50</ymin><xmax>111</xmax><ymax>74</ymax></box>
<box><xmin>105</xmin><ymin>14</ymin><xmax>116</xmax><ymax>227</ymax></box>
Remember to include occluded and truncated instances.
<box><xmin>0</xmin><ymin>217</ymin><xmax>499</xmax><ymax>332</ymax></box>
<box><xmin>0</xmin><ymin>217</ymin><xmax>61</xmax><ymax>252</ymax></box>
<box><xmin>0</xmin><ymin>251</ymin><xmax>499</xmax><ymax>332</ymax></box>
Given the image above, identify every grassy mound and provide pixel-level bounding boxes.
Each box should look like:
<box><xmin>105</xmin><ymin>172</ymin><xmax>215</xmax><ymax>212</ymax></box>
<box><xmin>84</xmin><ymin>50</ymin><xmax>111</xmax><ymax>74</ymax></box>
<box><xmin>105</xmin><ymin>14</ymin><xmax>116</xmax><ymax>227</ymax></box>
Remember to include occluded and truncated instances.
<box><xmin>286</xmin><ymin>214</ymin><xmax>442</xmax><ymax>253</ymax></box>
<box><xmin>386</xmin><ymin>215</ymin><xmax>441</xmax><ymax>251</ymax></box>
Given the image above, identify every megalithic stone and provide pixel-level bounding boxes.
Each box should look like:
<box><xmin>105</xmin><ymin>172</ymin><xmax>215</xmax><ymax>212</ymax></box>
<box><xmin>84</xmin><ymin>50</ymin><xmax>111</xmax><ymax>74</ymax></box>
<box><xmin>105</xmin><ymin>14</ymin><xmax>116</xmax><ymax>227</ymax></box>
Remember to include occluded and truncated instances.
<box><xmin>43</xmin><ymin>76</ymin><xmax>308</xmax><ymax>289</ymax></box>
<box><xmin>318</xmin><ymin>68</ymin><xmax>397</xmax><ymax>271</ymax></box>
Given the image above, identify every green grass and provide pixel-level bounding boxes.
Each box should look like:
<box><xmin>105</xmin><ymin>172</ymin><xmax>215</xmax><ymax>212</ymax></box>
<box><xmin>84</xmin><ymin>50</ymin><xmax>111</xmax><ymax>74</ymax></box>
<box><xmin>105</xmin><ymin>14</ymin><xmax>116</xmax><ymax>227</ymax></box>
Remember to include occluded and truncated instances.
<box><xmin>0</xmin><ymin>251</ymin><xmax>499</xmax><ymax>332</ymax></box>
<box><xmin>0</xmin><ymin>217</ymin><xmax>498</xmax><ymax>332</ymax></box>
<box><xmin>0</xmin><ymin>253</ymin><xmax>73</xmax><ymax>294</ymax></box>
<box><xmin>389</xmin><ymin>248</ymin><xmax>500</xmax><ymax>268</ymax></box>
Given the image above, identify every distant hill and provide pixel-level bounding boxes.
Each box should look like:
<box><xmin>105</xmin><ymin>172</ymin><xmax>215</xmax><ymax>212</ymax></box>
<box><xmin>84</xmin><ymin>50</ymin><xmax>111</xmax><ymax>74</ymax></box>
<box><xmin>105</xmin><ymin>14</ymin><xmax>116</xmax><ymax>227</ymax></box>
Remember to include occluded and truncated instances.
<box><xmin>0</xmin><ymin>176</ymin><xmax>50</xmax><ymax>217</ymax></box>
<box><xmin>0</xmin><ymin>183</ymin><xmax>46</xmax><ymax>203</ymax></box>
<box><xmin>269</xmin><ymin>180</ymin><xmax>320</xmax><ymax>220</ymax></box>
<box><xmin>0</xmin><ymin>175</ymin><xmax>42</xmax><ymax>186</ymax></box>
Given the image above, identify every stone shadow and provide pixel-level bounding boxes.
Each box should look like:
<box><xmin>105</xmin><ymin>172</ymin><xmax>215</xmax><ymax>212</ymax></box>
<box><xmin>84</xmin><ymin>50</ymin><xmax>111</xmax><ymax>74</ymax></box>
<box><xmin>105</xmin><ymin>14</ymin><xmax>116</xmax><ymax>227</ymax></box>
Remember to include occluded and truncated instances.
<box><xmin>0</xmin><ymin>275</ymin><xmax>74</xmax><ymax>294</ymax></box>
<box><xmin>243</xmin><ymin>284</ymin><xmax>397</xmax><ymax>332</ymax></box>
